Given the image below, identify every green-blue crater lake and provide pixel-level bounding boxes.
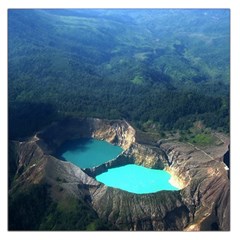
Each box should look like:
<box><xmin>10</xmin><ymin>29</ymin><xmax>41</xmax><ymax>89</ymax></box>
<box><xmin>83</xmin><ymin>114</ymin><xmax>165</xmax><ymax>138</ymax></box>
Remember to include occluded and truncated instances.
<box><xmin>96</xmin><ymin>164</ymin><xmax>179</xmax><ymax>194</ymax></box>
<box><xmin>59</xmin><ymin>138</ymin><xmax>123</xmax><ymax>168</ymax></box>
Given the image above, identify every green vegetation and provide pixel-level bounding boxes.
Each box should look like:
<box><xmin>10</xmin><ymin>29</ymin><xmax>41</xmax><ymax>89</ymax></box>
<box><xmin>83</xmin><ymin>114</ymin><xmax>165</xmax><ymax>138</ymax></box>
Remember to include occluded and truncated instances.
<box><xmin>8</xmin><ymin>9</ymin><xmax>230</xmax><ymax>230</ymax></box>
<box><xmin>180</xmin><ymin>131</ymin><xmax>215</xmax><ymax>146</ymax></box>
<box><xmin>9</xmin><ymin>184</ymin><xmax>114</xmax><ymax>230</ymax></box>
<box><xmin>8</xmin><ymin>9</ymin><xmax>230</xmax><ymax>141</ymax></box>
<box><xmin>9</xmin><ymin>102</ymin><xmax>60</xmax><ymax>139</ymax></box>
<box><xmin>189</xmin><ymin>133</ymin><xmax>215</xmax><ymax>145</ymax></box>
<box><xmin>178</xmin><ymin>122</ymin><xmax>217</xmax><ymax>146</ymax></box>
<box><xmin>131</xmin><ymin>76</ymin><xmax>145</xmax><ymax>85</ymax></box>
<box><xmin>9</xmin><ymin>184</ymin><xmax>52</xmax><ymax>230</ymax></box>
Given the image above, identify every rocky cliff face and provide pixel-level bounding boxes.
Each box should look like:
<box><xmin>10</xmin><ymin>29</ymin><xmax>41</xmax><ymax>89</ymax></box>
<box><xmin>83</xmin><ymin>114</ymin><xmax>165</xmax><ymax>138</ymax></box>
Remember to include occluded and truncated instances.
<box><xmin>159</xmin><ymin>137</ymin><xmax>230</xmax><ymax>230</ymax></box>
<box><xmin>37</xmin><ymin>118</ymin><xmax>135</xmax><ymax>153</ymax></box>
<box><xmin>9</xmin><ymin>118</ymin><xmax>230</xmax><ymax>231</ymax></box>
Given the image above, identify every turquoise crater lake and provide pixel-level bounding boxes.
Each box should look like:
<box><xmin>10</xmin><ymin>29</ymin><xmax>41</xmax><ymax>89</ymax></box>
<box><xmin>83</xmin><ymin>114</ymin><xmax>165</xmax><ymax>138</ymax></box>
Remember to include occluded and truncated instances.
<box><xmin>58</xmin><ymin>139</ymin><xmax>179</xmax><ymax>194</ymax></box>
<box><xmin>96</xmin><ymin>164</ymin><xmax>179</xmax><ymax>194</ymax></box>
<box><xmin>59</xmin><ymin>138</ymin><xmax>123</xmax><ymax>169</ymax></box>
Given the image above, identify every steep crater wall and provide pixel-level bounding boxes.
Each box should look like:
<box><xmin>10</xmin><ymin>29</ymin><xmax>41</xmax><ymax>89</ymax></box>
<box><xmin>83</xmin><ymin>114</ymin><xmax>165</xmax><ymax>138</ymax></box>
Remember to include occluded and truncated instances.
<box><xmin>9</xmin><ymin>117</ymin><xmax>230</xmax><ymax>231</ymax></box>
<box><xmin>36</xmin><ymin>117</ymin><xmax>135</xmax><ymax>154</ymax></box>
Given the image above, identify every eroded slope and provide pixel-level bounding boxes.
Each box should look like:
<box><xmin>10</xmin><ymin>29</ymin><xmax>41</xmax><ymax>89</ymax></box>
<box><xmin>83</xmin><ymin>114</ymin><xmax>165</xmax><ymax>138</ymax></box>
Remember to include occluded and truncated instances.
<box><xmin>9</xmin><ymin>118</ymin><xmax>229</xmax><ymax>230</ymax></box>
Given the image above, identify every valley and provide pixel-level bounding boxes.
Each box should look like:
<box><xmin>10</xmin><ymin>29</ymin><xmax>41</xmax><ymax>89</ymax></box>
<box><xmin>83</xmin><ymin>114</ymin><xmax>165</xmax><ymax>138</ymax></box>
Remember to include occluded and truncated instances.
<box><xmin>8</xmin><ymin>9</ymin><xmax>230</xmax><ymax>231</ymax></box>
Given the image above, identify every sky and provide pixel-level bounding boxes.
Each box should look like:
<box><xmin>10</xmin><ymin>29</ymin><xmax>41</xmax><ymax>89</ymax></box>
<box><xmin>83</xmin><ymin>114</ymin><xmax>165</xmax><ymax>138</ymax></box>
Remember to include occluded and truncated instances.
<box><xmin>1</xmin><ymin>0</ymin><xmax>240</xmax><ymax>239</ymax></box>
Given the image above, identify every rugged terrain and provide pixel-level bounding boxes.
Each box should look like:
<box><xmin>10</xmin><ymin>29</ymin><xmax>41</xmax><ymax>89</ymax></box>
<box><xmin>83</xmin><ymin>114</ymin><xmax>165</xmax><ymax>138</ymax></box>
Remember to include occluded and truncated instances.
<box><xmin>9</xmin><ymin>118</ymin><xmax>230</xmax><ymax>231</ymax></box>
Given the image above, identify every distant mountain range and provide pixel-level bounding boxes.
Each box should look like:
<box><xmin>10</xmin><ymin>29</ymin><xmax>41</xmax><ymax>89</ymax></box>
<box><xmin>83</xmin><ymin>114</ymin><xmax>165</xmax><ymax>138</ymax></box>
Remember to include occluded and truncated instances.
<box><xmin>8</xmin><ymin>9</ymin><xmax>230</xmax><ymax>139</ymax></box>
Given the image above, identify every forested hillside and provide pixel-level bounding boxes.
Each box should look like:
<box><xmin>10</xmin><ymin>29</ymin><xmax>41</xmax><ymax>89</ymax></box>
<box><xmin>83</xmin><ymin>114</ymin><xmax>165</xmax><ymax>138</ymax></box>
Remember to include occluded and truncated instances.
<box><xmin>8</xmin><ymin>9</ymin><xmax>230</xmax><ymax>139</ymax></box>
